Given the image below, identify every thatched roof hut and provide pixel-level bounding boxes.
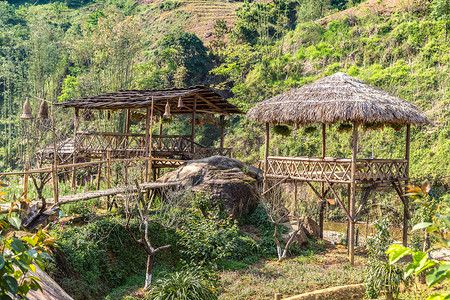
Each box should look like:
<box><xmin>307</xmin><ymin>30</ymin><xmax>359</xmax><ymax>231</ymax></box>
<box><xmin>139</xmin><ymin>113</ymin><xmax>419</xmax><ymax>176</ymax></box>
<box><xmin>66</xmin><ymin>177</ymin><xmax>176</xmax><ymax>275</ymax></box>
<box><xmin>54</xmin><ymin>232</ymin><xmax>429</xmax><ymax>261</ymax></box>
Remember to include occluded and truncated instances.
<box><xmin>246</xmin><ymin>72</ymin><xmax>430</xmax><ymax>126</ymax></box>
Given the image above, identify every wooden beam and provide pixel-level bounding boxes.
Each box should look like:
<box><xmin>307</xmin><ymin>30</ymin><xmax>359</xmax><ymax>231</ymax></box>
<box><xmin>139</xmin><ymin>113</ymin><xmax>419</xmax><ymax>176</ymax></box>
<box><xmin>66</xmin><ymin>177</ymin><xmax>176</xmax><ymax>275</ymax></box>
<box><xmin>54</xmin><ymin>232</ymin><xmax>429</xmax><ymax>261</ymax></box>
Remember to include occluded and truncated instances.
<box><xmin>195</xmin><ymin>93</ymin><xmax>231</xmax><ymax>116</ymax></box>
<box><xmin>392</xmin><ymin>180</ymin><xmax>410</xmax><ymax>246</ymax></box>
<box><xmin>324</xmin><ymin>178</ymin><xmax>353</xmax><ymax>223</ymax></box>
<box><xmin>306</xmin><ymin>182</ymin><xmax>322</xmax><ymax>199</ymax></box>
<box><xmin>349</xmin><ymin>122</ymin><xmax>359</xmax><ymax>265</ymax></box>
<box><xmin>354</xmin><ymin>185</ymin><xmax>373</xmax><ymax>221</ymax></box>
<box><xmin>261</xmin><ymin>177</ymin><xmax>289</xmax><ymax>196</ymax></box>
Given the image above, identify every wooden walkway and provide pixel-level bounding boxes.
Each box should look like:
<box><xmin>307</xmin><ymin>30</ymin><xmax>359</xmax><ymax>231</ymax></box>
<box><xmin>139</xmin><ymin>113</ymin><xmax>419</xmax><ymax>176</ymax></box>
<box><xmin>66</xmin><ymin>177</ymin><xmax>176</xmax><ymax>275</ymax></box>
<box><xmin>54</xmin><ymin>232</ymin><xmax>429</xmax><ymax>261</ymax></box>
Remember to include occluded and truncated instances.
<box><xmin>0</xmin><ymin>181</ymin><xmax>180</xmax><ymax>213</ymax></box>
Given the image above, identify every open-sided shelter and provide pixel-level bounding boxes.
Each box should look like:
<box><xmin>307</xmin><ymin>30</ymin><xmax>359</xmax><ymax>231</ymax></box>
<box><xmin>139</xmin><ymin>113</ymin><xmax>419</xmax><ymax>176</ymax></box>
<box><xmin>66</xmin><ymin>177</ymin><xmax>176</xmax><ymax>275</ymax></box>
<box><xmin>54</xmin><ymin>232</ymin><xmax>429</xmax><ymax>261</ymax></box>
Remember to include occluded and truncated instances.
<box><xmin>57</xmin><ymin>85</ymin><xmax>242</xmax><ymax>170</ymax></box>
<box><xmin>246</xmin><ymin>72</ymin><xmax>430</xmax><ymax>264</ymax></box>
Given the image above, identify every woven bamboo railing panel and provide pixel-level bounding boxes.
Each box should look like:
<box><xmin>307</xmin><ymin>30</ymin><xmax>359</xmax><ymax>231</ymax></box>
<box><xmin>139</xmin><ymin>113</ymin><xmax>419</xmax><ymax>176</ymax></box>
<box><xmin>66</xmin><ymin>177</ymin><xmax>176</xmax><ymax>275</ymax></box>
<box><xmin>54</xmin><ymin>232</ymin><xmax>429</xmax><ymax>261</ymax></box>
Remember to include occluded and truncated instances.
<box><xmin>75</xmin><ymin>132</ymin><xmax>232</xmax><ymax>159</ymax></box>
<box><xmin>265</xmin><ymin>157</ymin><xmax>408</xmax><ymax>183</ymax></box>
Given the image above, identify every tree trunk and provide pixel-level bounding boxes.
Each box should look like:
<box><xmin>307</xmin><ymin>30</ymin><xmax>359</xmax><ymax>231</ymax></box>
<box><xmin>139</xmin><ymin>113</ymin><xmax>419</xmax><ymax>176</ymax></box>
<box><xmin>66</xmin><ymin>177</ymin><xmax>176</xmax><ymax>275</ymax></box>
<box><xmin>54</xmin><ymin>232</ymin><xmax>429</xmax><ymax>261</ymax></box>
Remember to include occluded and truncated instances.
<box><xmin>144</xmin><ymin>253</ymin><xmax>155</xmax><ymax>290</ymax></box>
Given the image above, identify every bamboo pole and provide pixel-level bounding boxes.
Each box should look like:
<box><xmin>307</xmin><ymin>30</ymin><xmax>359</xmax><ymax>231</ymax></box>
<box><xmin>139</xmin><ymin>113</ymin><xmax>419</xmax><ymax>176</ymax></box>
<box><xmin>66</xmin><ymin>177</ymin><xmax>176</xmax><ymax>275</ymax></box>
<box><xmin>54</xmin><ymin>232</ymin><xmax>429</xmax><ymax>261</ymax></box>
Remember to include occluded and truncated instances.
<box><xmin>97</xmin><ymin>162</ymin><xmax>102</xmax><ymax>190</ymax></box>
<box><xmin>220</xmin><ymin>115</ymin><xmax>225</xmax><ymax>148</ymax></box>
<box><xmin>264</xmin><ymin>123</ymin><xmax>270</xmax><ymax>192</ymax></box>
<box><xmin>72</xmin><ymin>108</ymin><xmax>79</xmax><ymax>188</ymax></box>
<box><xmin>320</xmin><ymin>123</ymin><xmax>326</xmax><ymax>238</ymax></box>
<box><xmin>191</xmin><ymin>97</ymin><xmax>197</xmax><ymax>154</ymax></box>
<box><xmin>51</xmin><ymin>102</ymin><xmax>59</xmax><ymax>204</ymax></box>
<box><xmin>126</xmin><ymin>109</ymin><xmax>131</xmax><ymax>134</ymax></box>
<box><xmin>147</xmin><ymin>97</ymin><xmax>154</xmax><ymax>182</ymax></box>
<box><xmin>145</xmin><ymin>106</ymin><xmax>151</xmax><ymax>181</ymax></box>
<box><xmin>23</xmin><ymin>164</ymin><xmax>29</xmax><ymax>199</ymax></box>
<box><xmin>403</xmin><ymin>124</ymin><xmax>411</xmax><ymax>246</ymax></box>
<box><xmin>349</xmin><ymin>122</ymin><xmax>359</xmax><ymax>265</ymax></box>
<box><xmin>107</xmin><ymin>150</ymin><xmax>111</xmax><ymax>189</ymax></box>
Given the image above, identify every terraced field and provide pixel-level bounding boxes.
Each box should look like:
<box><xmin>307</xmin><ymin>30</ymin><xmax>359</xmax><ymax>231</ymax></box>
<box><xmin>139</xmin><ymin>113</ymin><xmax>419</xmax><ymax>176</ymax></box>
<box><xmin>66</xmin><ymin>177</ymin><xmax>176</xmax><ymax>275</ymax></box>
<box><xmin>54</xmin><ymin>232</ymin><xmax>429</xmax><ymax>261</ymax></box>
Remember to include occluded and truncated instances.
<box><xmin>139</xmin><ymin>0</ymin><xmax>241</xmax><ymax>44</ymax></box>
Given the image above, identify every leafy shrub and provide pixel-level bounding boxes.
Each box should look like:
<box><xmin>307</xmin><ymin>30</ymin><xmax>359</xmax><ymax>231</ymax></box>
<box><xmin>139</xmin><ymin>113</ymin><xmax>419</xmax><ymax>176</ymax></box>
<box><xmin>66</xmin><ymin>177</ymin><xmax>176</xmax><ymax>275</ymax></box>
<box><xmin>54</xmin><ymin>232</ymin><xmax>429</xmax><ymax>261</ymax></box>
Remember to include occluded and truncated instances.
<box><xmin>364</xmin><ymin>218</ymin><xmax>411</xmax><ymax>299</ymax></box>
<box><xmin>52</xmin><ymin>216</ymin><xmax>163</xmax><ymax>299</ymax></box>
<box><xmin>61</xmin><ymin>199</ymin><xmax>100</xmax><ymax>221</ymax></box>
<box><xmin>176</xmin><ymin>213</ymin><xmax>241</xmax><ymax>266</ymax></box>
<box><xmin>147</xmin><ymin>269</ymin><xmax>218</xmax><ymax>300</ymax></box>
<box><xmin>158</xmin><ymin>1</ymin><xmax>180</xmax><ymax>11</ymax></box>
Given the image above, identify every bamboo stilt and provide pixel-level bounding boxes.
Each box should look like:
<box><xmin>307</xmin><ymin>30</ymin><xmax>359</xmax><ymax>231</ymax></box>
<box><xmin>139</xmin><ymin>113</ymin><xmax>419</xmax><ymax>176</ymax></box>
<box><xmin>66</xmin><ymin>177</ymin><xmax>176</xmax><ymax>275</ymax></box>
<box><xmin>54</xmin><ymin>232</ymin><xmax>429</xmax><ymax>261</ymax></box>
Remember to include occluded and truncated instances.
<box><xmin>264</xmin><ymin>123</ymin><xmax>270</xmax><ymax>192</ymax></box>
<box><xmin>349</xmin><ymin>122</ymin><xmax>359</xmax><ymax>265</ymax></box>
<box><xmin>403</xmin><ymin>124</ymin><xmax>411</xmax><ymax>247</ymax></box>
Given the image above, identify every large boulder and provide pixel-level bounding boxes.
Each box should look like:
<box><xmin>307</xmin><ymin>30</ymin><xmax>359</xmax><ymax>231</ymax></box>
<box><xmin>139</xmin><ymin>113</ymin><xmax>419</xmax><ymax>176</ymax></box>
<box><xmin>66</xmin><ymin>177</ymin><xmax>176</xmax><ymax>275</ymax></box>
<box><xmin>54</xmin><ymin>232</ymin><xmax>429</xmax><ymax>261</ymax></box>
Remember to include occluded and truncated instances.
<box><xmin>157</xmin><ymin>156</ymin><xmax>262</xmax><ymax>218</ymax></box>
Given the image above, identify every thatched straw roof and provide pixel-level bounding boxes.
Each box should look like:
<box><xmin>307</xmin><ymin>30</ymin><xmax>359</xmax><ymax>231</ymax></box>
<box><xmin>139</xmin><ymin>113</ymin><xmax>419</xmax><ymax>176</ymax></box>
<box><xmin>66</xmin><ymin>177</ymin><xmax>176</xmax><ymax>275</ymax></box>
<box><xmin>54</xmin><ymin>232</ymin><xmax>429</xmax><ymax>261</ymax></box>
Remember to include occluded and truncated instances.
<box><xmin>57</xmin><ymin>86</ymin><xmax>242</xmax><ymax>115</ymax></box>
<box><xmin>246</xmin><ymin>72</ymin><xmax>430</xmax><ymax>126</ymax></box>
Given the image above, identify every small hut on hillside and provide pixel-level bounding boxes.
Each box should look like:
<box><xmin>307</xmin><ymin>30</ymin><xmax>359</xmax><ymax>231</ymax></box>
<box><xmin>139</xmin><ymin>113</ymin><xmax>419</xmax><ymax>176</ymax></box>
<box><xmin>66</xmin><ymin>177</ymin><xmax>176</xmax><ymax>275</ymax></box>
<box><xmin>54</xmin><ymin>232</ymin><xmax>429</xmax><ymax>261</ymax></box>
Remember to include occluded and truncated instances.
<box><xmin>247</xmin><ymin>72</ymin><xmax>430</xmax><ymax>264</ymax></box>
<box><xmin>56</xmin><ymin>85</ymin><xmax>242</xmax><ymax>179</ymax></box>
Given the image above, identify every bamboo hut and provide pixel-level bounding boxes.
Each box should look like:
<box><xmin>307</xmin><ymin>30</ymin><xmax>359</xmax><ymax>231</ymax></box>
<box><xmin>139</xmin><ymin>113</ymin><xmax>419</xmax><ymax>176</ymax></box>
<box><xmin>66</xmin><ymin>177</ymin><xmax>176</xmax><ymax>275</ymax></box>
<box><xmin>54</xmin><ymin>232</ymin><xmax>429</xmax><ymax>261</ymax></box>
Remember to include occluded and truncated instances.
<box><xmin>57</xmin><ymin>85</ymin><xmax>242</xmax><ymax>179</ymax></box>
<box><xmin>247</xmin><ymin>72</ymin><xmax>430</xmax><ymax>264</ymax></box>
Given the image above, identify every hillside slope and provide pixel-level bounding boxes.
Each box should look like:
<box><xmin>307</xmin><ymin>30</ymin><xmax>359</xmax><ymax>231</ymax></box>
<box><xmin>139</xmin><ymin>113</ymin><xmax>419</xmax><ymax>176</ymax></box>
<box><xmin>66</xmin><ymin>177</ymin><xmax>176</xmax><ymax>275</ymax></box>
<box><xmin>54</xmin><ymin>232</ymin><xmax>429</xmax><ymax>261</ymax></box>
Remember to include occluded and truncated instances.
<box><xmin>139</xmin><ymin>0</ymin><xmax>241</xmax><ymax>44</ymax></box>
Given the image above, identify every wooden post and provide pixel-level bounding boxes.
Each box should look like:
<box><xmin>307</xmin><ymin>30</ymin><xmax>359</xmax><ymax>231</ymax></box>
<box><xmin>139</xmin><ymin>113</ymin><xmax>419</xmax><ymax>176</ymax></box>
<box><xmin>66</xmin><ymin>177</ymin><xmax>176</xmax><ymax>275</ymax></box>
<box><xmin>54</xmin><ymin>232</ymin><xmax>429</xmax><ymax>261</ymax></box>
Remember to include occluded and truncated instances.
<box><xmin>147</xmin><ymin>98</ymin><xmax>155</xmax><ymax>182</ymax></box>
<box><xmin>191</xmin><ymin>97</ymin><xmax>197</xmax><ymax>154</ymax></box>
<box><xmin>349</xmin><ymin>122</ymin><xmax>359</xmax><ymax>265</ymax></box>
<box><xmin>97</xmin><ymin>162</ymin><xmax>102</xmax><ymax>190</ymax></box>
<box><xmin>264</xmin><ymin>123</ymin><xmax>270</xmax><ymax>192</ymax></box>
<box><xmin>126</xmin><ymin>108</ymin><xmax>131</xmax><ymax>134</ymax></box>
<box><xmin>403</xmin><ymin>124</ymin><xmax>411</xmax><ymax>246</ymax></box>
<box><xmin>274</xmin><ymin>293</ymin><xmax>282</xmax><ymax>300</ymax></box>
<box><xmin>107</xmin><ymin>150</ymin><xmax>111</xmax><ymax>189</ymax></box>
<box><xmin>72</xmin><ymin>108</ymin><xmax>79</xmax><ymax>188</ymax></box>
<box><xmin>145</xmin><ymin>106</ymin><xmax>151</xmax><ymax>181</ymax></box>
<box><xmin>294</xmin><ymin>180</ymin><xmax>298</xmax><ymax>216</ymax></box>
<box><xmin>320</xmin><ymin>123</ymin><xmax>326</xmax><ymax>238</ymax></box>
<box><xmin>51</xmin><ymin>164</ymin><xmax>58</xmax><ymax>204</ymax></box>
<box><xmin>220</xmin><ymin>115</ymin><xmax>225</xmax><ymax>148</ymax></box>
<box><xmin>23</xmin><ymin>164</ymin><xmax>29</xmax><ymax>199</ymax></box>
<box><xmin>51</xmin><ymin>102</ymin><xmax>59</xmax><ymax>204</ymax></box>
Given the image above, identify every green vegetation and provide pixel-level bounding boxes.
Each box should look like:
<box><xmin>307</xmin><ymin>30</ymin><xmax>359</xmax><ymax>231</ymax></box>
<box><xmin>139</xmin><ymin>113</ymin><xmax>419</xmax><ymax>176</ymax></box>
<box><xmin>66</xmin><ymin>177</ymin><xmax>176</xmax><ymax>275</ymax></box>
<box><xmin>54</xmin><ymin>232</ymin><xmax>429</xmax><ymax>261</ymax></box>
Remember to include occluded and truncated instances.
<box><xmin>387</xmin><ymin>184</ymin><xmax>450</xmax><ymax>300</ymax></box>
<box><xmin>1</xmin><ymin>0</ymin><xmax>450</xmax><ymax>299</ymax></box>
<box><xmin>147</xmin><ymin>269</ymin><xmax>218</xmax><ymax>300</ymax></box>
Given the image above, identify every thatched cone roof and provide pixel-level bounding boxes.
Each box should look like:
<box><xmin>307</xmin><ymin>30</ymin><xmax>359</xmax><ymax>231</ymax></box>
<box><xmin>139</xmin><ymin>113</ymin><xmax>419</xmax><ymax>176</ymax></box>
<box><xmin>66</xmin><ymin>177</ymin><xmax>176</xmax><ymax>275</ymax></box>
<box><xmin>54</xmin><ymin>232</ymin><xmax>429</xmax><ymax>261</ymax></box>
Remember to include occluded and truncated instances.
<box><xmin>246</xmin><ymin>72</ymin><xmax>430</xmax><ymax>126</ymax></box>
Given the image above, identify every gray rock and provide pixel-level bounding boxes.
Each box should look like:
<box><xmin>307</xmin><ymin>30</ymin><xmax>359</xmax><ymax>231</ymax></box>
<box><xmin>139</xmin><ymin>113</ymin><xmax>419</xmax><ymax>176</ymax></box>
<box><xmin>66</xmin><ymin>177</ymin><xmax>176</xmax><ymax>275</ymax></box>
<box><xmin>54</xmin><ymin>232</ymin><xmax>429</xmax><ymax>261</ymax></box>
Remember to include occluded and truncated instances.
<box><xmin>158</xmin><ymin>156</ymin><xmax>262</xmax><ymax>218</ymax></box>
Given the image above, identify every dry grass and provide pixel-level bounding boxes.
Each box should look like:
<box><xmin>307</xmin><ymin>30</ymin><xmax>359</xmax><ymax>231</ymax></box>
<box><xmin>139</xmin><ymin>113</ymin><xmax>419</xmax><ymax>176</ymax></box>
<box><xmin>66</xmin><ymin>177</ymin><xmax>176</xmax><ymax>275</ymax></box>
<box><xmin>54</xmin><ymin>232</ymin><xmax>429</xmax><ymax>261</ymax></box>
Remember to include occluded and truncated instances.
<box><xmin>246</xmin><ymin>72</ymin><xmax>430</xmax><ymax>126</ymax></box>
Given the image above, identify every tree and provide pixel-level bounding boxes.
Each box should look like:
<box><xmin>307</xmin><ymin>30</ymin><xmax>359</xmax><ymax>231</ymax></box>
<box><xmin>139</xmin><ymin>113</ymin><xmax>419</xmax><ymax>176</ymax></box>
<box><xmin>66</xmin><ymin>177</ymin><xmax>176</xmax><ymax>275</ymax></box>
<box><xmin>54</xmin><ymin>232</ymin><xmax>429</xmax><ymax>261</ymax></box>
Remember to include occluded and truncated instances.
<box><xmin>123</xmin><ymin>182</ymin><xmax>189</xmax><ymax>289</ymax></box>
<box><xmin>432</xmin><ymin>0</ymin><xmax>450</xmax><ymax>41</ymax></box>
<box><xmin>261</xmin><ymin>183</ymin><xmax>302</xmax><ymax>261</ymax></box>
<box><xmin>158</xmin><ymin>31</ymin><xmax>210</xmax><ymax>86</ymax></box>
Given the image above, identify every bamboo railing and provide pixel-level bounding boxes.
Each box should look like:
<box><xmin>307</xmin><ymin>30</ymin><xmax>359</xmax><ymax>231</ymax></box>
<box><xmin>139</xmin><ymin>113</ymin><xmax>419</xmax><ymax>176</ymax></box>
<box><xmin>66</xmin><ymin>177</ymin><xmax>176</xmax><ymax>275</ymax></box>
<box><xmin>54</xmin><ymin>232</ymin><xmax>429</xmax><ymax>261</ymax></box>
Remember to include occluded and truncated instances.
<box><xmin>74</xmin><ymin>131</ymin><xmax>231</xmax><ymax>159</ymax></box>
<box><xmin>264</xmin><ymin>156</ymin><xmax>408</xmax><ymax>183</ymax></box>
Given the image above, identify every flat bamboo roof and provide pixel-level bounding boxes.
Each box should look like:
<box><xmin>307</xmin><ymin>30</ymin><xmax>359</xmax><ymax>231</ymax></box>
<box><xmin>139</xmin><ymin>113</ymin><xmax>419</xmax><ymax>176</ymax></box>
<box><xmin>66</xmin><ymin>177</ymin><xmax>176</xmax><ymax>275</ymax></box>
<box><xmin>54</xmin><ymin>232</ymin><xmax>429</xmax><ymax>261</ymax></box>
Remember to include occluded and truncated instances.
<box><xmin>57</xmin><ymin>86</ymin><xmax>243</xmax><ymax>115</ymax></box>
